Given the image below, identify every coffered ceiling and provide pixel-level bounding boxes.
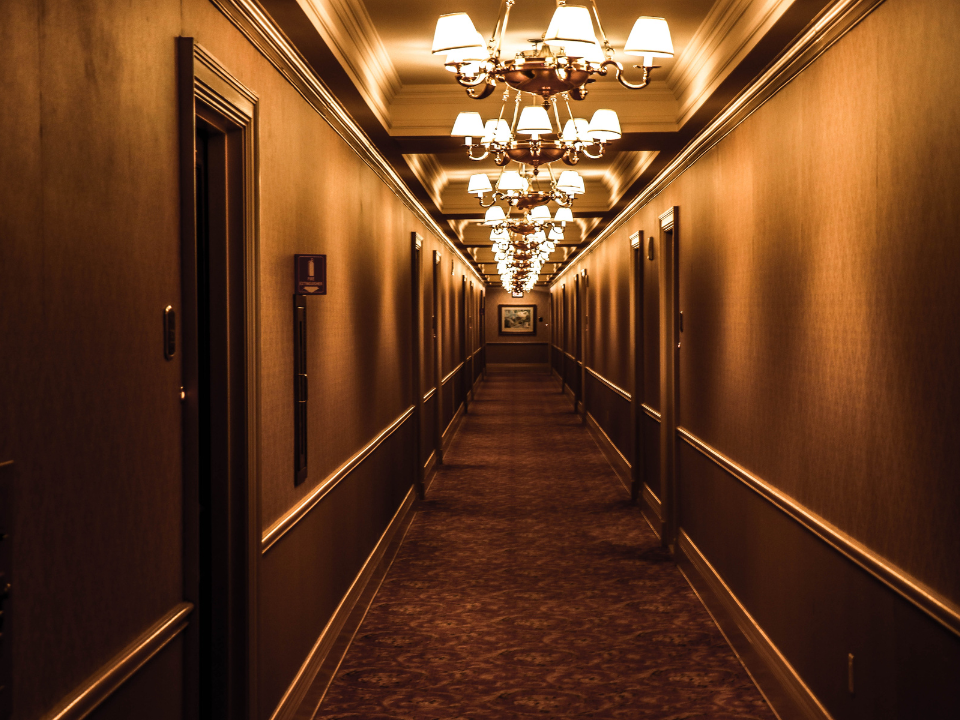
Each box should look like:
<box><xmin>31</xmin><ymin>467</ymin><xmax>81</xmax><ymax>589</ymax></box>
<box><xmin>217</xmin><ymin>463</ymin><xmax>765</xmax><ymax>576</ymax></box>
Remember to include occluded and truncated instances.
<box><xmin>262</xmin><ymin>0</ymin><xmax>831</xmax><ymax>286</ymax></box>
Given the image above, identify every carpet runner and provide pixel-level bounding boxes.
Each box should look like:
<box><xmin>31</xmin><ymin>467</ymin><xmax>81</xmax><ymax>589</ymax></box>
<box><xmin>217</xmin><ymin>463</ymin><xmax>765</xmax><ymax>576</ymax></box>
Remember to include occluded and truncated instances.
<box><xmin>314</xmin><ymin>372</ymin><xmax>774</xmax><ymax>719</ymax></box>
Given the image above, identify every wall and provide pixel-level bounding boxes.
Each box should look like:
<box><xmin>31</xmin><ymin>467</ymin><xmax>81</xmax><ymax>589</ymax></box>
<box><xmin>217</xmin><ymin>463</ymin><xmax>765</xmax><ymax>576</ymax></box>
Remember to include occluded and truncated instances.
<box><xmin>0</xmin><ymin>1</ymin><xmax>483</xmax><ymax>719</ymax></box>
<box><xmin>485</xmin><ymin>287</ymin><xmax>551</xmax><ymax>366</ymax></box>
<box><xmin>551</xmin><ymin>0</ymin><xmax>960</xmax><ymax>717</ymax></box>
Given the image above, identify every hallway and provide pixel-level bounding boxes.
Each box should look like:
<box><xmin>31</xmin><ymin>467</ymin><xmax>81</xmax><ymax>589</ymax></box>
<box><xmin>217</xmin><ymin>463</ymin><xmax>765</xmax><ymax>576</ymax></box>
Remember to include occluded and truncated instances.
<box><xmin>315</xmin><ymin>373</ymin><xmax>773</xmax><ymax>719</ymax></box>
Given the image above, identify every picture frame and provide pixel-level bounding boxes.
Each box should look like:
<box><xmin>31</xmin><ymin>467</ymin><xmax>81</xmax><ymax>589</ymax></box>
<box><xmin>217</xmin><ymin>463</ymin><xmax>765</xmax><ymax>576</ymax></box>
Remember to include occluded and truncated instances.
<box><xmin>498</xmin><ymin>304</ymin><xmax>536</xmax><ymax>336</ymax></box>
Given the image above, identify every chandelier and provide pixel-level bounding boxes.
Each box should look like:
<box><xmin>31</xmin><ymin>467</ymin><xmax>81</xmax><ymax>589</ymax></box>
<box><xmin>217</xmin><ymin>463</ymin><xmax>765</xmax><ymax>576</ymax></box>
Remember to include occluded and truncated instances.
<box><xmin>451</xmin><ymin>89</ymin><xmax>620</xmax><ymax>168</ymax></box>
<box><xmin>468</xmin><ymin>166</ymin><xmax>584</xmax><ymax>209</ymax></box>
<box><xmin>494</xmin><ymin>229</ymin><xmax>557</xmax><ymax>294</ymax></box>
<box><xmin>433</xmin><ymin>1</ymin><xmax>674</xmax><ymax>101</ymax></box>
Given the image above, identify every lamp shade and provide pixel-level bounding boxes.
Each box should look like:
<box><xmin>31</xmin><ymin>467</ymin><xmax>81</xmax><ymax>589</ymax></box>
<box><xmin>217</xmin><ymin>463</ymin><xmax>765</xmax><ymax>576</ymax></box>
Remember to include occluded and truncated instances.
<box><xmin>559</xmin><ymin>40</ymin><xmax>605</xmax><ymax>63</ymax></box>
<box><xmin>444</xmin><ymin>45</ymin><xmax>488</xmax><ymax>72</ymax></box>
<box><xmin>624</xmin><ymin>16</ymin><xmax>674</xmax><ymax>58</ymax></box>
<box><xmin>452</xmin><ymin>112</ymin><xmax>486</xmax><ymax>138</ymax></box>
<box><xmin>517</xmin><ymin>106</ymin><xmax>553</xmax><ymax>135</ymax></box>
<box><xmin>548</xmin><ymin>226</ymin><xmax>564</xmax><ymax>241</ymax></box>
<box><xmin>554</xmin><ymin>207</ymin><xmax>574</xmax><ymax>223</ymax></box>
<box><xmin>544</xmin><ymin>5</ymin><xmax>598</xmax><ymax>45</ymax></box>
<box><xmin>468</xmin><ymin>173</ymin><xmax>493</xmax><ymax>195</ymax></box>
<box><xmin>484</xmin><ymin>205</ymin><xmax>506</xmax><ymax>225</ymax></box>
<box><xmin>490</xmin><ymin>227</ymin><xmax>510</xmax><ymax>242</ymax></box>
<box><xmin>561</xmin><ymin>118</ymin><xmax>591</xmax><ymax>143</ymax></box>
<box><xmin>529</xmin><ymin>205</ymin><xmax>551</xmax><ymax>220</ymax></box>
<box><xmin>432</xmin><ymin>13</ymin><xmax>486</xmax><ymax>54</ymax></box>
<box><xmin>497</xmin><ymin>170</ymin><xmax>525</xmax><ymax>192</ymax></box>
<box><xmin>588</xmin><ymin>109</ymin><xmax>621</xmax><ymax>141</ymax></box>
<box><xmin>532</xmin><ymin>230</ymin><xmax>547</xmax><ymax>243</ymax></box>
<box><xmin>482</xmin><ymin>118</ymin><xmax>512</xmax><ymax>144</ymax></box>
<box><xmin>556</xmin><ymin>170</ymin><xmax>584</xmax><ymax>194</ymax></box>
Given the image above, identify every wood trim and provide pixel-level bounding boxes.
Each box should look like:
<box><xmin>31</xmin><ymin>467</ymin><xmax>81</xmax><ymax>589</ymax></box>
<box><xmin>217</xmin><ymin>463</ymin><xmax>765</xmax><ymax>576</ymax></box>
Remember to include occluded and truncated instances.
<box><xmin>267</xmin><ymin>487</ymin><xmax>417</xmax><ymax>720</ymax></box>
<box><xmin>41</xmin><ymin>604</ymin><xmax>193</xmax><ymax>720</ymax></box>
<box><xmin>441</xmin><ymin>362</ymin><xmax>464</xmax><ymax>386</ymax></box>
<box><xmin>423</xmin><ymin>450</ymin><xmax>440</xmax><ymax>495</ymax></box>
<box><xmin>261</xmin><ymin>406</ymin><xmax>415</xmax><ymax>552</ymax></box>
<box><xmin>642</xmin><ymin>403</ymin><xmax>662</xmax><ymax>421</ymax></box>
<box><xmin>441</xmin><ymin>403</ymin><xmax>465</xmax><ymax>444</ymax></box>
<box><xmin>422</xmin><ymin>387</ymin><xmax>436</xmax><ymax>402</ymax></box>
<box><xmin>551</xmin><ymin>0</ymin><xmax>886</xmax><ymax>286</ymax></box>
<box><xmin>640</xmin><ymin>483</ymin><xmax>663</xmax><ymax>541</ymax></box>
<box><xmin>677</xmin><ymin>427</ymin><xmax>960</xmax><ymax>639</ymax></box>
<box><xmin>677</xmin><ymin>530</ymin><xmax>831</xmax><ymax>720</ymax></box>
<box><xmin>586</xmin><ymin>367</ymin><xmax>632</xmax><ymax>402</ymax></box>
<box><xmin>484</xmin><ymin>341</ymin><xmax>550</xmax><ymax>345</ymax></box>
<box><xmin>584</xmin><ymin>411</ymin><xmax>631</xmax><ymax>494</ymax></box>
<box><xmin>207</xmin><ymin>0</ymin><xmax>485</xmax><ymax>285</ymax></box>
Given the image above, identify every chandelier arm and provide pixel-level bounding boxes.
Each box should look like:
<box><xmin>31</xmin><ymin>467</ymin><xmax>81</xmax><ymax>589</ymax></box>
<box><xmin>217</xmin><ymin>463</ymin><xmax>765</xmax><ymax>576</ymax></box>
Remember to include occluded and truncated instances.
<box><xmin>467</xmin><ymin>146</ymin><xmax>491</xmax><ymax>161</ymax></box>
<box><xmin>478</xmin><ymin>195</ymin><xmax>497</xmax><ymax>208</ymax></box>
<box><xmin>455</xmin><ymin>70</ymin><xmax>492</xmax><ymax>88</ymax></box>
<box><xmin>599</xmin><ymin>60</ymin><xmax>651</xmax><ymax>91</ymax></box>
<box><xmin>585</xmin><ymin>0</ymin><xmax>613</xmax><ymax>55</ymax></box>
<box><xmin>467</xmin><ymin>81</ymin><xmax>498</xmax><ymax>100</ymax></box>
<box><xmin>581</xmin><ymin>144</ymin><xmax>604</xmax><ymax>159</ymax></box>
<box><xmin>491</xmin><ymin>0</ymin><xmax>515</xmax><ymax>60</ymax></box>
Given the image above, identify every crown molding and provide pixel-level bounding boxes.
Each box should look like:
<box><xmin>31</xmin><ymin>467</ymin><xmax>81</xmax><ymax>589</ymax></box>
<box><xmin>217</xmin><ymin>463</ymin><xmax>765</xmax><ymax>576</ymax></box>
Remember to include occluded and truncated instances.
<box><xmin>552</xmin><ymin>0</ymin><xmax>886</xmax><ymax>286</ymax></box>
<box><xmin>209</xmin><ymin>0</ymin><xmax>485</xmax><ymax>285</ymax></box>
<box><xmin>295</xmin><ymin>0</ymin><xmax>401</xmax><ymax>129</ymax></box>
<box><xmin>601</xmin><ymin>151</ymin><xmax>659</xmax><ymax>205</ymax></box>
<box><xmin>667</xmin><ymin>0</ymin><xmax>796</xmax><ymax>127</ymax></box>
<box><xmin>402</xmin><ymin>153</ymin><xmax>448</xmax><ymax>209</ymax></box>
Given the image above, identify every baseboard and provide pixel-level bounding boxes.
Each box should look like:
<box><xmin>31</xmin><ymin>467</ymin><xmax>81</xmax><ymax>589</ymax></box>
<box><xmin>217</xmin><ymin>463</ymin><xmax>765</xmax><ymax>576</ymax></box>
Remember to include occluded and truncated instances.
<box><xmin>676</xmin><ymin>529</ymin><xmax>831</xmax><ymax>720</ymax></box>
<box><xmin>584</xmin><ymin>411</ymin><xmax>631</xmax><ymax>494</ymax></box>
<box><xmin>640</xmin><ymin>483</ymin><xmax>662</xmax><ymax>540</ymax></box>
<box><xmin>270</xmin><ymin>486</ymin><xmax>418</xmax><ymax>720</ymax></box>
<box><xmin>441</xmin><ymin>403</ymin><xmax>466</xmax><ymax>454</ymax></box>
<box><xmin>423</xmin><ymin>450</ymin><xmax>438</xmax><ymax>494</ymax></box>
<box><xmin>562</xmin><ymin>385</ymin><xmax>575</xmax><ymax>405</ymax></box>
<box><xmin>486</xmin><ymin>362</ymin><xmax>549</xmax><ymax>372</ymax></box>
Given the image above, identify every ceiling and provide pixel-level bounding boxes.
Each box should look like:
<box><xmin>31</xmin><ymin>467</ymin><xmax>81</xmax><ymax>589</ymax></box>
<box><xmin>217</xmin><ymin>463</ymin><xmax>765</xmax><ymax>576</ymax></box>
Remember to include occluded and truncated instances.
<box><xmin>264</xmin><ymin>0</ymin><xmax>830</xmax><ymax>286</ymax></box>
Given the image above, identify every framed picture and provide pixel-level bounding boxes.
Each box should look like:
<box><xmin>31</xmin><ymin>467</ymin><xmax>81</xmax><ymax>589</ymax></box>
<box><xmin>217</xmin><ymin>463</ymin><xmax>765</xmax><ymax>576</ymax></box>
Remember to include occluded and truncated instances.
<box><xmin>499</xmin><ymin>304</ymin><xmax>536</xmax><ymax>335</ymax></box>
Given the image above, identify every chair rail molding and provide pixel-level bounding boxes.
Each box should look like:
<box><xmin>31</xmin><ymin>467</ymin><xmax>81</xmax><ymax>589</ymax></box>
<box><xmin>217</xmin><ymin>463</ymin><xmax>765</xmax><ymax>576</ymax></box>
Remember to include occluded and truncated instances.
<box><xmin>678</xmin><ymin>427</ymin><xmax>960</xmax><ymax>638</ymax></box>
<box><xmin>41</xmin><ymin>604</ymin><xmax>193</xmax><ymax>720</ymax></box>
<box><xmin>262</xmin><ymin>406</ymin><xmax>415</xmax><ymax>552</ymax></box>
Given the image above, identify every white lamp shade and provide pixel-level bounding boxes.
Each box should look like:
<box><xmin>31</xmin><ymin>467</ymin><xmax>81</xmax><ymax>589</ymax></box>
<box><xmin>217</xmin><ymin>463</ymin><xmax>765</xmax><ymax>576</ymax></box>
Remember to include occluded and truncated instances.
<box><xmin>468</xmin><ymin>173</ymin><xmax>492</xmax><ymax>194</ymax></box>
<box><xmin>444</xmin><ymin>46</ymin><xmax>488</xmax><ymax>65</ymax></box>
<box><xmin>445</xmin><ymin>59</ymin><xmax>482</xmax><ymax>74</ymax></box>
<box><xmin>558</xmin><ymin>40</ymin><xmax>605</xmax><ymax>63</ymax></box>
<box><xmin>484</xmin><ymin>205</ymin><xmax>506</xmax><ymax>225</ymax></box>
<box><xmin>624</xmin><ymin>16</ymin><xmax>674</xmax><ymax>58</ymax></box>
<box><xmin>545</xmin><ymin>5</ymin><xmax>598</xmax><ymax>45</ymax></box>
<box><xmin>548</xmin><ymin>227</ymin><xmax>564</xmax><ymax>241</ymax></box>
<box><xmin>588</xmin><ymin>109</ymin><xmax>621</xmax><ymax>141</ymax></box>
<box><xmin>482</xmin><ymin>119</ymin><xmax>512</xmax><ymax>143</ymax></box>
<box><xmin>490</xmin><ymin>227</ymin><xmax>509</xmax><ymax>241</ymax></box>
<box><xmin>517</xmin><ymin>106</ymin><xmax>553</xmax><ymax>135</ymax></box>
<box><xmin>556</xmin><ymin>170</ymin><xmax>584</xmax><ymax>194</ymax></box>
<box><xmin>452</xmin><ymin>112</ymin><xmax>486</xmax><ymax>138</ymax></box>
<box><xmin>529</xmin><ymin>205</ymin><xmax>551</xmax><ymax>220</ymax></box>
<box><xmin>561</xmin><ymin>118</ymin><xmax>592</xmax><ymax>143</ymax></box>
<box><xmin>497</xmin><ymin>170</ymin><xmax>525</xmax><ymax>192</ymax></box>
<box><xmin>554</xmin><ymin>207</ymin><xmax>574</xmax><ymax>223</ymax></box>
<box><xmin>532</xmin><ymin>230</ymin><xmax>547</xmax><ymax>243</ymax></box>
<box><xmin>432</xmin><ymin>13</ymin><xmax>486</xmax><ymax>54</ymax></box>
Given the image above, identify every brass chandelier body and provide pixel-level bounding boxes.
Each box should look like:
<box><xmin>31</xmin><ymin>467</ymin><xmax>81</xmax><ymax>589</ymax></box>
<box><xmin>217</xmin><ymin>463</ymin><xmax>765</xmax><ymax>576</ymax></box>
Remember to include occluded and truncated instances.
<box><xmin>434</xmin><ymin>0</ymin><xmax>675</xmax><ymax>102</ymax></box>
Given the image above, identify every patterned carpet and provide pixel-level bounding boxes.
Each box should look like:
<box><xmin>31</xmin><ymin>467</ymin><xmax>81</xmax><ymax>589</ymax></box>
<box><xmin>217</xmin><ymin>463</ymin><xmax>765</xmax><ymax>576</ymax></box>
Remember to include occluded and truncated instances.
<box><xmin>315</xmin><ymin>372</ymin><xmax>775</xmax><ymax>719</ymax></box>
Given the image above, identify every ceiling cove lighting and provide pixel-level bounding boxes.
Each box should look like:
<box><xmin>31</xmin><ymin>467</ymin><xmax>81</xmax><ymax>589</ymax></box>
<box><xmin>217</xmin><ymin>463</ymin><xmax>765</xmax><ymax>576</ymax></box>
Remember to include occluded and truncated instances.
<box><xmin>433</xmin><ymin>1</ymin><xmax>673</xmax><ymax>101</ymax></box>
<box><xmin>451</xmin><ymin>89</ymin><xmax>620</xmax><ymax>168</ymax></box>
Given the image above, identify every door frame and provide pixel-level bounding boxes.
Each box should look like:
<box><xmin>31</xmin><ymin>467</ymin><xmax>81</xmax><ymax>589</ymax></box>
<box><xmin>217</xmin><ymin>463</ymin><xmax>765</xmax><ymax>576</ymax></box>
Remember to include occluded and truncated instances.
<box><xmin>178</xmin><ymin>38</ymin><xmax>261</xmax><ymax>720</ymax></box>
<box><xmin>411</xmin><ymin>233</ymin><xmax>424</xmax><ymax>499</ymax></box>
<box><xmin>432</xmin><ymin>250</ymin><xmax>443</xmax><ymax>463</ymax></box>
<box><xmin>658</xmin><ymin>207</ymin><xmax>679</xmax><ymax>551</ymax></box>
<box><xmin>630</xmin><ymin>232</ymin><xmax>645</xmax><ymax>504</ymax></box>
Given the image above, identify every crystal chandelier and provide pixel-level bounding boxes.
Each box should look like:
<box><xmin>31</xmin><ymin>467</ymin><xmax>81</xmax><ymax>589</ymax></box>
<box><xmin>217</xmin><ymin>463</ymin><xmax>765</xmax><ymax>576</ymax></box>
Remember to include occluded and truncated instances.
<box><xmin>451</xmin><ymin>89</ymin><xmax>620</xmax><ymax>168</ymax></box>
<box><xmin>433</xmin><ymin>1</ymin><xmax>674</xmax><ymax>101</ymax></box>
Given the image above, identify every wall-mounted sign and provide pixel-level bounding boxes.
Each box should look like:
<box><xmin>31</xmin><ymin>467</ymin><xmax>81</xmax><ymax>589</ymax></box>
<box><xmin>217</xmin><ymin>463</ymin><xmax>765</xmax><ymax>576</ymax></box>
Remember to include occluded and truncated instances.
<box><xmin>295</xmin><ymin>254</ymin><xmax>326</xmax><ymax>295</ymax></box>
